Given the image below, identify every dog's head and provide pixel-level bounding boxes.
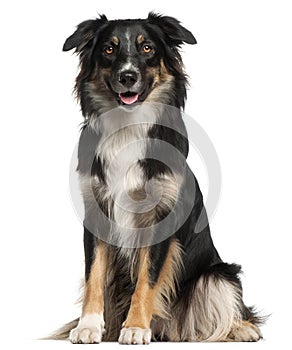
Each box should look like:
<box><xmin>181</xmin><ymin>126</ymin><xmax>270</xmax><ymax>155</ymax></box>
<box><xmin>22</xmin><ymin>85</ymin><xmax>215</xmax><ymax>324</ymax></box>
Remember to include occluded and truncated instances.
<box><xmin>63</xmin><ymin>12</ymin><xmax>196</xmax><ymax>116</ymax></box>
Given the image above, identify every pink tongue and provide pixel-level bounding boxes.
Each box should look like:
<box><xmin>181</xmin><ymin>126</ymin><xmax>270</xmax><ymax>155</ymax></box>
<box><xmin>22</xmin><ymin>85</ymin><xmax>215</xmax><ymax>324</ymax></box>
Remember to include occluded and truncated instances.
<box><xmin>119</xmin><ymin>93</ymin><xmax>139</xmax><ymax>105</ymax></box>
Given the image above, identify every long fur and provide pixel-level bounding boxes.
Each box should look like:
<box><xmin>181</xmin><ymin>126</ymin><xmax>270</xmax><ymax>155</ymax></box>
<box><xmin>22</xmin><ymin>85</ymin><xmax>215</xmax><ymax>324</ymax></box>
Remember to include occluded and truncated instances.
<box><xmin>52</xmin><ymin>12</ymin><xmax>264</xmax><ymax>343</ymax></box>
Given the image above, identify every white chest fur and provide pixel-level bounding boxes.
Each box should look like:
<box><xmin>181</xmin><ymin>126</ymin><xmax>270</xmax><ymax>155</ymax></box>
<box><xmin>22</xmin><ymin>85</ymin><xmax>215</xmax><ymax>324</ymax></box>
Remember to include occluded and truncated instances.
<box><xmin>82</xmin><ymin>106</ymin><xmax>157</xmax><ymax>240</ymax></box>
<box><xmin>79</xmin><ymin>105</ymin><xmax>184</xmax><ymax>249</ymax></box>
<box><xmin>96</xmin><ymin>106</ymin><xmax>156</xmax><ymax>196</ymax></box>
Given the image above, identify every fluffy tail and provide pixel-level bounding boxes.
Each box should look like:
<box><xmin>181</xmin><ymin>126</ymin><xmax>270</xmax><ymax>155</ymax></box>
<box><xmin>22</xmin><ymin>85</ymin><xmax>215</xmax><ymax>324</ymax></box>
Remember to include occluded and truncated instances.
<box><xmin>43</xmin><ymin>318</ymin><xmax>79</xmax><ymax>340</ymax></box>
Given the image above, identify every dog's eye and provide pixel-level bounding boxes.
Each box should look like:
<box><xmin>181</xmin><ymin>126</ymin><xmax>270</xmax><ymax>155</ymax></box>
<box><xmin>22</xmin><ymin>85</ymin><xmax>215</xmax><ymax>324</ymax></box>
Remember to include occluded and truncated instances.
<box><xmin>142</xmin><ymin>45</ymin><xmax>153</xmax><ymax>54</ymax></box>
<box><xmin>104</xmin><ymin>46</ymin><xmax>114</xmax><ymax>55</ymax></box>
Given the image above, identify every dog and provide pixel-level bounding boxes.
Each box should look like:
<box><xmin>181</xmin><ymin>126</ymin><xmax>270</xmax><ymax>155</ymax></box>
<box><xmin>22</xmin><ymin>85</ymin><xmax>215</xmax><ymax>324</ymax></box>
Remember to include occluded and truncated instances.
<box><xmin>56</xmin><ymin>12</ymin><xmax>263</xmax><ymax>344</ymax></box>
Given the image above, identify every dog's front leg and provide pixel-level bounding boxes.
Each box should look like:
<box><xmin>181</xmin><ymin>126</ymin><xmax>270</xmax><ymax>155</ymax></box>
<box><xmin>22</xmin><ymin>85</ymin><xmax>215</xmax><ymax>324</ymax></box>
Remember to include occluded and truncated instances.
<box><xmin>119</xmin><ymin>240</ymin><xmax>181</xmax><ymax>345</ymax></box>
<box><xmin>118</xmin><ymin>249</ymin><xmax>152</xmax><ymax>345</ymax></box>
<box><xmin>70</xmin><ymin>241</ymin><xmax>107</xmax><ymax>344</ymax></box>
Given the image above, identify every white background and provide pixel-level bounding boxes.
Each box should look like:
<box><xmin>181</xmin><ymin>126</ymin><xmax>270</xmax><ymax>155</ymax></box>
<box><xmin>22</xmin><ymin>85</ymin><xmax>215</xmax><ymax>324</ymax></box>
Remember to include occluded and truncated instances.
<box><xmin>0</xmin><ymin>0</ymin><xmax>291</xmax><ymax>349</ymax></box>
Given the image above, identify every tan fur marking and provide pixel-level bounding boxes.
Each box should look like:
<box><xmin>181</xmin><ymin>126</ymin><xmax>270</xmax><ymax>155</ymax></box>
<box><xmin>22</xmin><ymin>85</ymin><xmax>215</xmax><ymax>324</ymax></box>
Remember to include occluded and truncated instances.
<box><xmin>124</xmin><ymin>249</ymin><xmax>151</xmax><ymax>328</ymax></box>
<box><xmin>226</xmin><ymin>320</ymin><xmax>262</xmax><ymax>342</ymax></box>
<box><xmin>82</xmin><ymin>242</ymin><xmax>107</xmax><ymax>315</ymax></box>
<box><xmin>145</xmin><ymin>60</ymin><xmax>170</xmax><ymax>90</ymax></box>
<box><xmin>145</xmin><ymin>59</ymin><xmax>175</xmax><ymax>104</ymax></box>
<box><xmin>90</xmin><ymin>66</ymin><xmax>111</xmax><ymax>83</ymax></box>
<box><xmin>145</xmin><ymin>66</ymin><xmax>160</xmax><ymax>87</ymax></box>
<box><xmin>160</xmin><ymin>59</ymin><xmax>170</xmax><ymax>81</ymax></box>
<box><xmin>153</xmin><ymin>240</ymin><xmax>183</xmax><ymax>318</ymax></box>
<box><xmin>124</xmin><ymin>240</ymin><xmax>182</xmax><ymax>329</ymax></box>
<box><xmin>112</xmin><ymin>36</ymin><xmax>119</xmax><ymax>45</ymax></box>
<box><xmin>137</xmin><ymin>34</ymin><xmax>144</xmax><ymax>44</ymax></box>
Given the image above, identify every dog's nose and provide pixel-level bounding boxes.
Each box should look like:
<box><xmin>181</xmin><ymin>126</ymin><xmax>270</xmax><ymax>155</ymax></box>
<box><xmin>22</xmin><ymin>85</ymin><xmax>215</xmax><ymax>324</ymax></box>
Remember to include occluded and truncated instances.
<box><xmin>119</xmin><ymin>70</ymin><xmax>138</xmax><ymax>88</ymax></box>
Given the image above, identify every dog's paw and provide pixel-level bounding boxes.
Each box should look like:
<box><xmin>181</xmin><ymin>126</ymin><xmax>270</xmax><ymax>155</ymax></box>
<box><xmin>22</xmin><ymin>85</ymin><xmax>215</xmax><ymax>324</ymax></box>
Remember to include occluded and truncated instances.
<box><xmin>118</xmin><ymin>327</ymin><xmax>151</xmax><ymax>345</ymax></box>
<box><xmin>70</xmin><ymin>327</ymin><xmax>103</xmax><ymax>344</ymax></box>
<box><xmin>227</xmin><ymin>321</ymin><xmax>262</xmax><ymax>342</ymax></box>
<box><xmin>69</xmin><ymin>313</ymin><xmax>105</xmax><ymax>344</ymax></box>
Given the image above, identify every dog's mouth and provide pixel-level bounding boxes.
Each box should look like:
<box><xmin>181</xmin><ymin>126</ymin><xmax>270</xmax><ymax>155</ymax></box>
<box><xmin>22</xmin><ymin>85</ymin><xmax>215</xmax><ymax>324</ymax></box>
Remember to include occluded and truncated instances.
<box><xmin>107</xmin><ymin>81</ymin><xmax>152</xmax><ymax>106</ymax></box>
<box><xmin>118</xmin><ymin>92</ymin><xmax>140</xmax><ymax>105</ymax></box>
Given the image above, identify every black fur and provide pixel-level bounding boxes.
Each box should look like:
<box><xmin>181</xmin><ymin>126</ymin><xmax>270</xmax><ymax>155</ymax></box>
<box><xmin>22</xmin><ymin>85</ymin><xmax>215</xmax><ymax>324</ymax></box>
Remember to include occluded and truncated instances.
<box><xmin>61</xmin><ymin>12</ymin><xmax>263</xmax><ymax>343</ymax></box>
<box><xmin>148</xmin><ymin>238</ymin><xmax>171</xmax><ymax>287</ymax></box>
<box><xmin>83</xmin><ymin>226</ymin><xmax>97</xmax><ymax>282</ymax></box>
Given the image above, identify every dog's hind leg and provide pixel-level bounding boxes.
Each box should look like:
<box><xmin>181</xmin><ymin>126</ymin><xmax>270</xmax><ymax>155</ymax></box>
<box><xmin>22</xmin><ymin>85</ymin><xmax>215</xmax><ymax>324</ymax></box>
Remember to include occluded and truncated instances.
<box><xmin>191</xmin><ymin>269</ymin><xmax>262</xmax><ymax>341</ymax></box>
<box><xmin>226</xmin><ymin>320</ymin><xmax>262</xmax><ymax>342</ymax></box>
<box><xmin>163</xmin><ymin>263</ymin><xmax>262</xmax><ymax>342</ymax></box>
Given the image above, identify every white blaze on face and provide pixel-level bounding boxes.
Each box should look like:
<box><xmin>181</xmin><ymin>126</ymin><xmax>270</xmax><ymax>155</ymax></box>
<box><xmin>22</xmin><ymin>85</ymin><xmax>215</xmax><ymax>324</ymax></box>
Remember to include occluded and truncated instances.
<box><xmin>125</xmin><ymin>29</ymin><xmax>131</xmax><ymax>53</ymax></box>
<box><xmin>121</xmin><ymin>62</ymin><xmax>137</xmax><ymax>72</ymax></box>
<box><xmin>118</xmin><ymin>61</ymin><xmax>140</xmax><ymax>105</ymax></box>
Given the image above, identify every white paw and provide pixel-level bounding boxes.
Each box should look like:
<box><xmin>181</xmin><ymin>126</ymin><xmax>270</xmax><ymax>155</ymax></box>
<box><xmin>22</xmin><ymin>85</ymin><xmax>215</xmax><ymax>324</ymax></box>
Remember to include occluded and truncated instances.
<box><xmin>118</xmin><ymin>327</ymin><xmax>151</xmax><ymax>345</ymax></box>
<box><xmin>69</xmin><ymin>313</ymin><xmax>105</xmax><ymax>344</ymax></box>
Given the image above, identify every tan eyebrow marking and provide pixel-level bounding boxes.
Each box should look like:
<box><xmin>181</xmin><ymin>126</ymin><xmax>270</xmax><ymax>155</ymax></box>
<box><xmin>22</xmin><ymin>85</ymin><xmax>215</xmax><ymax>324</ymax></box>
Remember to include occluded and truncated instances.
<box><xmin>112</xmin><ymin>36</ymin><xmax>119</xmax><ymax>45</ymax></box>
<box><xmin>137</xmin><ymin>34</ymin><xmax>144</xmax><ymax>44</ymax></box>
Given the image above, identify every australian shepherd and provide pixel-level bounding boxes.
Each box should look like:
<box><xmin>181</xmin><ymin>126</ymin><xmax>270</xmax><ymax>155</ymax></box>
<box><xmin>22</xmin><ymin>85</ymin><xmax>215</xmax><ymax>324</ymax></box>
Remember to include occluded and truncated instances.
<box><xmin>55</xmin><ymin>12</ymin><xmax>263</xmax><ymax>344</ymax></box>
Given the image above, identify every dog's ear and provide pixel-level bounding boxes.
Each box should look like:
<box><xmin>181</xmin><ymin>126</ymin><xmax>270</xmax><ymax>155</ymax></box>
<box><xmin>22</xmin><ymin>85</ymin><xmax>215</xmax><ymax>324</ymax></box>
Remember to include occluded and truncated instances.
<box><xmin>63</xmin><ymin>15</ymin><xmax>108</xmax><ymax>52</ymax></box>
<box><xmin>147</xmin><ymin>12</ymin><xmax>196</xmax><ymax>46</ymax></box>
